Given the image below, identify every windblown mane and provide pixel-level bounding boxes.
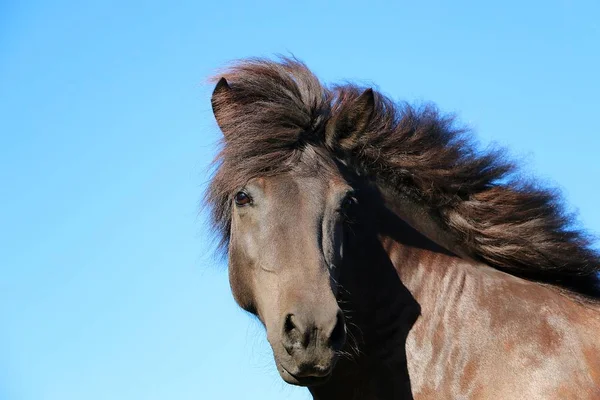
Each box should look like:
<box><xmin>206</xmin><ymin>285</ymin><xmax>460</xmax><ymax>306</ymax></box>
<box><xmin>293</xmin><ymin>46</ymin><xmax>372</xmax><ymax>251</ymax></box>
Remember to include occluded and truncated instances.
<box><xmin>207</xmin><ymin>57</ymin><xmax>600</xmax><ymax>297</ymax></box>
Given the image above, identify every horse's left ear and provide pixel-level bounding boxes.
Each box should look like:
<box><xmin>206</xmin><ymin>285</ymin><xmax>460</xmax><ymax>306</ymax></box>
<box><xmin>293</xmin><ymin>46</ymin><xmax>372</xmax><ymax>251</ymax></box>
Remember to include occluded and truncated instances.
<box><xmin>211</xmin><ymin>77</ymin><xmax>231</xmax><ymax>134</ymax></box>
<box><xmin>325</xmin><ymin>88</ymin><xmax>375</xmax><ymax>151</ymax></box>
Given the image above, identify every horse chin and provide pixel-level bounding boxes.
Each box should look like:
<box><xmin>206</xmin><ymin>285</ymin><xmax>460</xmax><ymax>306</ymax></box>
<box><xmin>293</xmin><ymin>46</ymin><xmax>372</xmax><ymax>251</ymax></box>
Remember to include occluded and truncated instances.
<box><xmin>277</xmin><ymin>363</ymin><xmax>333</xmax><ymax>387</ymax></box>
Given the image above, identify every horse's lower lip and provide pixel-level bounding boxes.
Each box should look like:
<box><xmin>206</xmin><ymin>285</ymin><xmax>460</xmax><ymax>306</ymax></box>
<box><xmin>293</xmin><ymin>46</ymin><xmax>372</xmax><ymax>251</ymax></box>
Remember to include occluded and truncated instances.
<box><xmin>279</xmin><ymin>365</ymin><xmax>332</xmax><ymax>386</ymax></box>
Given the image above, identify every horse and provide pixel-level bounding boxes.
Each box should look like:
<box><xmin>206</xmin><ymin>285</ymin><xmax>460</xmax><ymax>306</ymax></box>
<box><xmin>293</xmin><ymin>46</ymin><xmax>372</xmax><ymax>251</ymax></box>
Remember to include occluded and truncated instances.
<box><xmin>205</xmin><ymin>57</ymin><xmax>600</xmax><ymax>399</ymax></box>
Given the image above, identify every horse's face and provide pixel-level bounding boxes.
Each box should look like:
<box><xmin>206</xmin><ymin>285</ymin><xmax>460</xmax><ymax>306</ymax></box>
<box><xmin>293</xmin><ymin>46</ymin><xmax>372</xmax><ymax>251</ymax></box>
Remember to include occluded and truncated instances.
<box><xmin>227</xmin><ymin>161</ymin><xmax>352</xmax><ymax>386</ymax></box>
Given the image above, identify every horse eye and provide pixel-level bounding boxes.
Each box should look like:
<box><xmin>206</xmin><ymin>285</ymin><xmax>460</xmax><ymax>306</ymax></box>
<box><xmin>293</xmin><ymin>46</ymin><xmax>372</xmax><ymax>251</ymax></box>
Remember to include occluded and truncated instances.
<box><xmin>234</xmin><ymin>191</ymin><xmax>252</xmax><ymax>206</ymax></box>
<box><xmin>340</xmin><ymin>195</ymin><xmax>357</xmax><ymax>212</ymax></box>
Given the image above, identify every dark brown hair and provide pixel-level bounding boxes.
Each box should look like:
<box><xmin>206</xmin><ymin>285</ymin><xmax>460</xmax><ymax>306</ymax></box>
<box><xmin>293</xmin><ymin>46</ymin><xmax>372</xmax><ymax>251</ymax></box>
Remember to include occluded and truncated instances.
<box><xmin>206</xmin><ymin>56</ymin><xmax>599</xmax><ymax>297</ymax></box>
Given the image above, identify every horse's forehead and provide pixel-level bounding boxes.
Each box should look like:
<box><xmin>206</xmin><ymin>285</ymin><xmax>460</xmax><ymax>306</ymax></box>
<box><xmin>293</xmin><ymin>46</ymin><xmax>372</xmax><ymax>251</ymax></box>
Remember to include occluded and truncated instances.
<box><xmin>257</xmin><ymin>168</ymin><xmax>345</xmax><ymax>212</ymax></box>
<box><xmin>264</xmin><ymin>172</ymin><xmax>330</xmax><ymax>201</ymax></box>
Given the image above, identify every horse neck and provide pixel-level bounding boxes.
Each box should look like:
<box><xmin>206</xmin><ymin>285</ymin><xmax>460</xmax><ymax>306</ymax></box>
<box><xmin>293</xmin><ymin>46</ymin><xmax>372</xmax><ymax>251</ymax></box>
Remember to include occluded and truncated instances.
<box><xmin>309</xmin><ymin>223</ymin><xmax>479</xmax><ymax>399</ymax></box>
<box><xmin>380</xmin><ymin>228</ymin><xmax>600</xmax><ymax>397</ymax></box>
<box><xmin>310</xmin><ymin>190</ymin><xmax>474</xmax><ymax>399</ymax></box>
<box><xmin>311</xmin><ymin>187</ymin><xmax>600</xmax><ymax>399</ymax></box>
<box><xmin>377</xmin><ymin>223</ymin><xmax>485</xmax><ymax>397</ymax></box>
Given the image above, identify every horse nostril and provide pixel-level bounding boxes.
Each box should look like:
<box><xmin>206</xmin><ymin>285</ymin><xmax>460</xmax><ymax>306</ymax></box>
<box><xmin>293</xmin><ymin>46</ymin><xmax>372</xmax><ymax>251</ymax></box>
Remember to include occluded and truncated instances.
<box><xmin>282</xmin><ymin>314</ymin><xmax>301</xmax><ymax>355</ymax></box>
<box><xmin>284</xmin><ymin>313</ymin><xmax>296</xmax><ymax>334</ymax></box>
<box><xmin>329</xmin><ymin>310</ymin><xmax>346</xmax><ymax>350</ymax></box>
<box><xmin>282</xmin><ymin>311</ymin><xmax>345</xmax><ymax>355</ymax></box>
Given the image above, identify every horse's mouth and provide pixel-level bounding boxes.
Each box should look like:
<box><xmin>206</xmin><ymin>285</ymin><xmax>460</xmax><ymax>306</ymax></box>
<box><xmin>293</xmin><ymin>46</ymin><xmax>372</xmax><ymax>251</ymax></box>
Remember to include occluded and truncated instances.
<box><xmin>279</xmin><ymin>364</ymin><xmax>332</xmax><ymax>387</ymax></box>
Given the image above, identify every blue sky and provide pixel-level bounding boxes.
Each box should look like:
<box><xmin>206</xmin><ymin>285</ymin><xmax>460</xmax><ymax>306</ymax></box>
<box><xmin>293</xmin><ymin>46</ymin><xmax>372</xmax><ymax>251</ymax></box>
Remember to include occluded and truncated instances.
<box><xmin>1</xmin><ymin>1</ymin><xmax>599</xmax><ymax>399</ymax></box>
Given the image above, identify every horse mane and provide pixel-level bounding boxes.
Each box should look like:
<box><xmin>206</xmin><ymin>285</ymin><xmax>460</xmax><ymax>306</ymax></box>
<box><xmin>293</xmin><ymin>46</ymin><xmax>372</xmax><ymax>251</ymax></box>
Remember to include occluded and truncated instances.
<box><xmin>207</xmin><ymin>56</ymin><xmax>600</xmax><ymax>298</ymax></box>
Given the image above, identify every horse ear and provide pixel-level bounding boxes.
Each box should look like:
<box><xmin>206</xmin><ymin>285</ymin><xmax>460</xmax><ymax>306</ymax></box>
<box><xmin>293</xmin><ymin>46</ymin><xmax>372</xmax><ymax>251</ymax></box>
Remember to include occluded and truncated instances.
<box><xmin>325</xmin><ymin>88</ymin><xmax>375</xmax><ymax>151</ymax></box>
<box><xmin>211</xmin><ymin>77</ymin><xmax>231</xmax><ymax>133</ymax></box>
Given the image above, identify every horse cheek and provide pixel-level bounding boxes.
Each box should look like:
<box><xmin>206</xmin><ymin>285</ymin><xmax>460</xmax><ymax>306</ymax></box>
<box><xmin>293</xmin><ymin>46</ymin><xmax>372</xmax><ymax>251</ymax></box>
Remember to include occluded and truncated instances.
<box><xmin>228</xmin><ymin>245</ymin><xmax>257</xmax><ymax>315</ymax></box>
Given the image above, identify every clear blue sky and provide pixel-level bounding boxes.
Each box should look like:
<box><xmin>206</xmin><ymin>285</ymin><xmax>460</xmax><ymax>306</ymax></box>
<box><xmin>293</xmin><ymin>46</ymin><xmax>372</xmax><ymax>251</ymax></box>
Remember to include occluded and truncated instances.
<box><xmin>1</xmin><ymin>1</ymin><xmax>599</xmax><ymax>399</ymax></box>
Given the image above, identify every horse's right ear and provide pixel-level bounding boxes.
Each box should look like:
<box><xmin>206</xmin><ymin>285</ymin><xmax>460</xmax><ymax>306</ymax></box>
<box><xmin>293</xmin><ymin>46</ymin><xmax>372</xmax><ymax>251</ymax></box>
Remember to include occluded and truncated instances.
<box><xmin>211</xmin><ymin>77</ymin><xmax>231</xmax><ymax>133</ymax></box>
